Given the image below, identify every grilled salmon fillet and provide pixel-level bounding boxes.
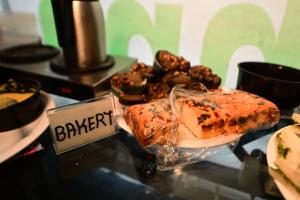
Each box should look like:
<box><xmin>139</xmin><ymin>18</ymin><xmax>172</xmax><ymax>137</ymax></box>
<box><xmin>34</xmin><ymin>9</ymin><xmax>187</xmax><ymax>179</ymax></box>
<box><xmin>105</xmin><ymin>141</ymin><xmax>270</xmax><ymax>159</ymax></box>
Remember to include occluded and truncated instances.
<box><xmin>124</xmin><ymin>90</ymin><xmax>280</xmax><ymax>146</ymax></box>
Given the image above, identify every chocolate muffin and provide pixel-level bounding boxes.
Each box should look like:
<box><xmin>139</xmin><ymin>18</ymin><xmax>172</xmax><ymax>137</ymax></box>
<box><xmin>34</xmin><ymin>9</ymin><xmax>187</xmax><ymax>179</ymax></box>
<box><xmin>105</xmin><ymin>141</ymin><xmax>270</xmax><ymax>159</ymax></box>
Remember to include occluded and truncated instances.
<box><xmin>166</xmin><ymin>71</ymin><xmax>191</xmax><ymax>87</ymax></box>
<box><xmin>177</xmin><ymin>57</ymin><xmax>190</xmax><ymax>72</ymax></box>
<box><xmin>111</xmin><ymin>49</ymin><xmax>223</xmax><ymax>105</ymax></box>
<box><xmin>119</xmin><ymin>72</ymin><xmax>147</xmax><ymax>95</ymax></box>
<box><xmin>154</xmin><ymin>50</ymin><xmax>190</xmax><ymax>75</ymax></box>
<box><xmin>147</xmin><ymin>82</ymin><xmax>171</xmax><ymax>100</ymax></box>
<box><xmin>161</xmin><ymin>72</ymin><xmax>174</xmax><ymax>83</ymax></box>
<box><xmin>185</xmin><ymin>81</ymin><xmax>208</xmax><ymax>92</ymax></box>
<box><xmin>110</xmin><ymin>74</ymin><xmax>123</xmax><ymax>97</ymax></box>
<box><xmin>189</xmin><ymin>65</ymin><xmax>212</xmax><ymax>82</ymax></box>
<box><xmin>119</xmin><ymin>93</ymin><xmax>147</xmax><ymax>105</ymax></box>
<box><xmin>130</xmin><ymin>62</ymin><xmax>155</xmax><ymax>81</ymax></box>
<box><xmin>203</xmin><ymin>74</ymin><xmax>222</xmax><ymax>89</ymax></box>
<box><xmin>189</xmin><ymin>65</ymin><xmax>221</xmax><ymax>89</ymax></box>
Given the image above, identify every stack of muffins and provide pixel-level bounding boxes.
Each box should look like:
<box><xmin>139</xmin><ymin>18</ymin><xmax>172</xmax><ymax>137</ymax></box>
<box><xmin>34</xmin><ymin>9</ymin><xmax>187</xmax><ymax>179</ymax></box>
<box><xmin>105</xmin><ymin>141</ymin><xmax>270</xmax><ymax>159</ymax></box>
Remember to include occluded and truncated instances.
<box><xmin>111</xmin><ymin>50</ymin><xmax>221</xmax><ymax>105</ymax></box>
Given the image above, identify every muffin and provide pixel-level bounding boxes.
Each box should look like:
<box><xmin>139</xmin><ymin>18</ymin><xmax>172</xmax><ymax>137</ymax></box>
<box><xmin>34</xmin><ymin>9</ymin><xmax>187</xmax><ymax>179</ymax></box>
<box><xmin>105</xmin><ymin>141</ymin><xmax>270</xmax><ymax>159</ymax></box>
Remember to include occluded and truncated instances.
<box><xmin>111</xmin><ymin>50</ymin><xmax>223</xmax><ymax>105</ymax></box>
<box><xmin>177</xmin><ymin>57</ymin><xmax>190</xmax><ymax>72</ymax></box>
<box><xmin>110</xmin><ymin>74</ymin><xmax>123</xmax><ymax>97</ymax></box>
<box><xmin>147</xmin><ymin>82</ymin><xmax>171</xmax><ymax>100</ymax></box>
<box><xmin>161</xmin><ymin>72</ymin><xmax>174</xmax><ymax>83</ymax></box>
<box><xmin>154</xmin><ymin>50</ymin><xmax>190</xmax><ymax>75</ymax></box>
<box><xmin>189</xmin><ymin>65</ymin><xmax>221</xmax><ymax>89</ymax></box>
<box><xmin>119</xmin><ymin>93</ymin><xmax>147</xmax><ymax>105</ymax></box>
<box><xmin>130</xmin><ymin>62</ymin><xmax>155</xmax><ymax>81</ymax></box>
<box><xmin>189</xmin><ymin>65</ymin><xmax>212</xmax><ymax>82</ymax></box>
<box><xmin>119</xmin><ymin>72</ymin><xmax>147</xmax><ymax>95</ymax></box>
<box><xmin>185</xmin><ymin>81</ymin><xmax>208</xmax><ymax>92</ymax></box>
<box><xmin>203</xmin><ymin>74</ymin><xmax>222</xmax><ymax>89</ymax></box>
<box><xmin>165</xmin><ymin>71</ymin><xmax>192</xmax><ymax>87</ymax></box>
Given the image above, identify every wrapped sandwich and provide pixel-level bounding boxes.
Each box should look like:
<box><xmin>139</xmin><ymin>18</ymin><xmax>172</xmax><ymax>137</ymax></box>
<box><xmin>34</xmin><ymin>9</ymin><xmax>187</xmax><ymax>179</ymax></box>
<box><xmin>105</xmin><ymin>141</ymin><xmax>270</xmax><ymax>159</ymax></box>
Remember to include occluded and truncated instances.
<box><xmin>269</xmin><ymin>124</ymin><xmax>300</xmax><ymax>199</ymax></box>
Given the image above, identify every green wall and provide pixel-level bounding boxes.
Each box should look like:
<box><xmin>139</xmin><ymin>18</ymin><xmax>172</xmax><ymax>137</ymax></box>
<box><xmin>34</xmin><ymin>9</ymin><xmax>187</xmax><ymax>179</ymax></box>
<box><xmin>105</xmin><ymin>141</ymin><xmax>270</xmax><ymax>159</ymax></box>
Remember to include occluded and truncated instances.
<box><xmin>38</xmin><ymin>0</ymin><xmax>300</xmax><ymax>84</ymax></box>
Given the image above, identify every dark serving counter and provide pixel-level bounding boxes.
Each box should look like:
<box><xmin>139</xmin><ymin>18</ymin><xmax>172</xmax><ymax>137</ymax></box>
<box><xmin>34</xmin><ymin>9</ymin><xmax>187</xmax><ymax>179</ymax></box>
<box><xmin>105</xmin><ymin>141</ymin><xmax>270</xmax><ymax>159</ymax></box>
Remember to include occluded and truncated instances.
<box><xmin>0</xmin><ymin>12</ymin><xmax>290</xmax><ymax>200</ymax></box>
<box><xmin>0</xmin><ymin>94</ymin><xmax>291</xmax><ymax>200</ymax></box>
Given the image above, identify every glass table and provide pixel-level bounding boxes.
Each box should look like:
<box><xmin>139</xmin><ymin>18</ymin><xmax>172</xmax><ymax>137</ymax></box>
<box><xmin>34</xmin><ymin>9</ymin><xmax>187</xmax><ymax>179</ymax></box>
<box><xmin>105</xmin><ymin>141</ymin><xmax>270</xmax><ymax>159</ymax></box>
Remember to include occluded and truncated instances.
<box><xmin>0</xmin><ymin>94</ymin><xmax>292</xmax><ymax>200</ymax></box>
<box><xmin>0</xmin><ymin>12</ymin><xmax>293</xmax><ymax>200</ymax></box>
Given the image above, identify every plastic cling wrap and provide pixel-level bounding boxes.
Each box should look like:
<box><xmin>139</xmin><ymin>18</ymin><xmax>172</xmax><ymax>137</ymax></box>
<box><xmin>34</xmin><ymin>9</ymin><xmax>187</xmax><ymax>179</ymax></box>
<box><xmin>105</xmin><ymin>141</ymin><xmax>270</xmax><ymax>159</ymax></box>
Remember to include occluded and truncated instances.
<box><xmin>124</xmin><ymin>86</ymin><xmax>280</xmax><ymax>170</ymax></box>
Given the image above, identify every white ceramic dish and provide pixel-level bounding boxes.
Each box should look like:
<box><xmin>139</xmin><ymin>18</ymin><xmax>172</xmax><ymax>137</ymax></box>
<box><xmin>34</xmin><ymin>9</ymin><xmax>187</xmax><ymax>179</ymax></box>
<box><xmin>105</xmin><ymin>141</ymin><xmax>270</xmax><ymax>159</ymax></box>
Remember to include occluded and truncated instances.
<box><xmin>0</xmin><ymin>92</ymin><xmax>55</xmax><ymax>164</ymax></box>
<box><xmin>267</xmin><ymin>128</ymin><xmax>300</xmax><ymax>200</ymax></box>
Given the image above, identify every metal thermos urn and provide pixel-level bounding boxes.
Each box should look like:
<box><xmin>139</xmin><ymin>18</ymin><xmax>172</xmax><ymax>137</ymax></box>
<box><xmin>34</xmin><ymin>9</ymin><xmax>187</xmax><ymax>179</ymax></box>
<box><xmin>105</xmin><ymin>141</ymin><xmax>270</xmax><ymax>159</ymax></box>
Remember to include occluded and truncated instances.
<box><xmin>51</xmin><ymin>0</ymin><xmax>113</xmax><ymax>72</ymax></box>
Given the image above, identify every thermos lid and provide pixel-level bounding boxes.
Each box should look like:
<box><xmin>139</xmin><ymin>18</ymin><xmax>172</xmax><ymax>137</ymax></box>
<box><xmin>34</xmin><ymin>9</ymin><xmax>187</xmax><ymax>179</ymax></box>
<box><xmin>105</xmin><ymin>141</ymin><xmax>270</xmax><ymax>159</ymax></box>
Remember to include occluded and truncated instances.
<box><xmin>0</xmin><ymin>44</ymin><xmax>60</xmax><ymax>63</ymax></box>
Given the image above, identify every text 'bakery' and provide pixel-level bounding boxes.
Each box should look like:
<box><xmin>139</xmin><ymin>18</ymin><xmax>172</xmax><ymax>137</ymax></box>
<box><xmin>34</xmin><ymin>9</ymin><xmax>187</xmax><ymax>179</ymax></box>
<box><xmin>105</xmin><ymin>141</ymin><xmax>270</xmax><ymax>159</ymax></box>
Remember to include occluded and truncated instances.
<box><xmin>54</xmin><ymin>110</ymin><xmax>113</xmax><ymax>142</ymax></box>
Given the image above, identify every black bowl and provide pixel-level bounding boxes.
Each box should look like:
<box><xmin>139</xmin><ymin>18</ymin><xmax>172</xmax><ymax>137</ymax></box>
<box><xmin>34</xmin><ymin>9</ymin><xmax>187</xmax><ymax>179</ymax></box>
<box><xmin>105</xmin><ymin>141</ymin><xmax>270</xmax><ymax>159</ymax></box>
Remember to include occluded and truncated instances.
<box><xmin>237</xmin><ymin>62</ymin><xmax>300</xmax><ymax>109</ymax></box>
<box><xmin>0</xmin><ymin>79</ymin><xmax>44</xmax><ymax>132</ymax></box>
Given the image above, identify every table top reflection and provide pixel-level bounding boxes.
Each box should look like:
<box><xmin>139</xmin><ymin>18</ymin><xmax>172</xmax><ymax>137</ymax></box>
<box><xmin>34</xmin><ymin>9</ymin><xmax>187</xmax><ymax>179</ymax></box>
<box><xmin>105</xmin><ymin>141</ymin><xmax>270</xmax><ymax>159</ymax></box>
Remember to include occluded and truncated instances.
<box><xmin>0</xmin><ymin>12</ymin><xmax>290</xmax><ymax>200</ymax></box>
<box><xmin>0</xmin><ymin>94</ymin><xmax>291</xmax><ymax>200</ymax></box>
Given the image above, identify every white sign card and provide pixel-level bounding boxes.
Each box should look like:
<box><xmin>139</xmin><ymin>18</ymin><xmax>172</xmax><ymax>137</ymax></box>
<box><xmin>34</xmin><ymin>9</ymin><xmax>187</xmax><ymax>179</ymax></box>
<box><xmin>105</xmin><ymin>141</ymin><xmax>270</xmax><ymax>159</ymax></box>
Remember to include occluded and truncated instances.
<box><xmin>47</xmin><ymin>93</ymin><xmax>117</xmax><ymax>154</ymax></box>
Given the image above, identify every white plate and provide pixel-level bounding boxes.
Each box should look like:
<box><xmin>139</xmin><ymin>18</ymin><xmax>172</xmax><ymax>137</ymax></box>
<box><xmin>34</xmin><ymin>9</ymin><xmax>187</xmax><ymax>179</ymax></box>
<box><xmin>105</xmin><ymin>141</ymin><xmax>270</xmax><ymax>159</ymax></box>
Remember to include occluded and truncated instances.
<box><xmin>115</xmin><ymin>97</ymin><xmax>242</xmax><ymax>148</ymax></box>
<box><xmin>267</xmin><ymin>128</ymin><xmax>300</xmax><ymax>200</ymax></box>
<box><xmin>0</xmin><ymin>92</ymin><xmax>55</xmax><ymax>164</ymax></box>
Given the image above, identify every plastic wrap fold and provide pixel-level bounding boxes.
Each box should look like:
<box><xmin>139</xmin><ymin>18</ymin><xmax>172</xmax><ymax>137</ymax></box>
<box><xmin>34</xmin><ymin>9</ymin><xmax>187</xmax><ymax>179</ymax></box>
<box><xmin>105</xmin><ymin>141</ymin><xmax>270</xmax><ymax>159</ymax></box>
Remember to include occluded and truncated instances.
<box><xmin>124</xmin><ymin>86</ymin><xmax>280</xmax><ymax>170</ymax></box>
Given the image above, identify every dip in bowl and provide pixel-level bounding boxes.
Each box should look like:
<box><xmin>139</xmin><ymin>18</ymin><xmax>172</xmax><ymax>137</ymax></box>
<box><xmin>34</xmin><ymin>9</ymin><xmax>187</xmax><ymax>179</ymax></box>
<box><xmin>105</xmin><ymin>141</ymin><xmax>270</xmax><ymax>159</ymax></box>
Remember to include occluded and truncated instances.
<box><xmin>0</xmin><ymin>78</ymin><xmax>43</xmax><ymax>132</ymax></box>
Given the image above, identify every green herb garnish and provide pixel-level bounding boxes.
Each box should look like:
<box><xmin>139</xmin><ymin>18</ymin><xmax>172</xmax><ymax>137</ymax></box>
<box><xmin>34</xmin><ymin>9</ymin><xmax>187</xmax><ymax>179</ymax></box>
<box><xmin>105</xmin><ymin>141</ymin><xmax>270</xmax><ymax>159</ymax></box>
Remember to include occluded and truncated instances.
<box><xmin>277</xmin><ymin>132</ymin><xmax>291</xmax><ymax>159</ymax></box>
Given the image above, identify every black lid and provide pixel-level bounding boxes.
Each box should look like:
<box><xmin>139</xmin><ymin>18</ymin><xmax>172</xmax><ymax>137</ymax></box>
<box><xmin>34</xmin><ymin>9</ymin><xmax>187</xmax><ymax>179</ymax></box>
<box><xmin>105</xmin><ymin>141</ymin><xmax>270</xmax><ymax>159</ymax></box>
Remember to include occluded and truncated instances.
<box><xmin>0</xmin><ymin>44</ymin><xmax>60</xmax><ymax>63</ymax></box>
